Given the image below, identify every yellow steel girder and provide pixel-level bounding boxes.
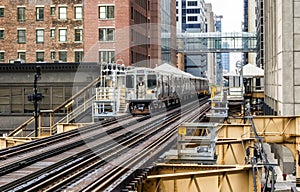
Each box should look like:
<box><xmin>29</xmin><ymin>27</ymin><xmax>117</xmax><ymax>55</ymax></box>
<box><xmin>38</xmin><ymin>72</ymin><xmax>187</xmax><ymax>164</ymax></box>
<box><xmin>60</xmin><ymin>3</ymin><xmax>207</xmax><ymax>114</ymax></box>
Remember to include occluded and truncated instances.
<box><xmin>144</xmin><ymin>164</ymin><xmax>262</xmax><ymax>192</ymax></box>
<box><xmin>142</xmin><ymin>116</ymin><xmax>300</xmax><ymax>192</ymax></box>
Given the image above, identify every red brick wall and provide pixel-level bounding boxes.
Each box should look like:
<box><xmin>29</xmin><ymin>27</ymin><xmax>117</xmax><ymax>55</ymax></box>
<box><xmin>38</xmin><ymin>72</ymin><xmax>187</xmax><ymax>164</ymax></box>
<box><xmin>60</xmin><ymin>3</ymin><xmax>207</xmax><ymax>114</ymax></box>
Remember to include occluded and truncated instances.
<box><xmin>115</xmin><ymin>0</ymin><xmax>130</xmax><ymax>66</ymax></box>
<box><xmin>149</xmin><ymin>0</ymin><xmax>161</xmax><ymax>68</ymax></box>
<box><xmin>0</xmin><ymin>0</ymin><xmax>83</xmax><ymax>63</ymax></box>
<box><xmin>0</xmin><ymin>0</ymin><xmax>174</xmax><ymax>66</ymax></box>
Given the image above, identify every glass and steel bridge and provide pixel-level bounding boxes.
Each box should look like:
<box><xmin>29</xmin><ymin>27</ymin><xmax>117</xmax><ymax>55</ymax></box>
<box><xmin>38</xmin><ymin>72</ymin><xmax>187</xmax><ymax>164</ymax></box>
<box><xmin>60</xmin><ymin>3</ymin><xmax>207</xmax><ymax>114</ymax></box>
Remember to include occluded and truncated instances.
<box><xmin>163</xmin><ymin>32</ymin><xmax>257</xmax><ymax>53</ymax></box>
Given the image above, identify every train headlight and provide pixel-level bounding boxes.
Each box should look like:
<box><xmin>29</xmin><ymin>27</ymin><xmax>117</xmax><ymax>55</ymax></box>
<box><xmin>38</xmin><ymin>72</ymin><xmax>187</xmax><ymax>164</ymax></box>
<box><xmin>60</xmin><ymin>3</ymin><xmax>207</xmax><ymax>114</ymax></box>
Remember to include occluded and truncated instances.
<box><xmin>147</xmin><ymin>89</ymin><xmax>156</xmax><ymax>94</ymax></box>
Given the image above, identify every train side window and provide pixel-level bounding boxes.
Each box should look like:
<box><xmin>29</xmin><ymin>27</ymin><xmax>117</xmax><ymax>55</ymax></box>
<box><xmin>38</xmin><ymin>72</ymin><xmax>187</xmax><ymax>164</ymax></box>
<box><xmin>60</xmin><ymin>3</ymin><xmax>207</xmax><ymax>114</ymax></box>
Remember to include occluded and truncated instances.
<box><xmin>126</xmin><ymin>75</ymin><xmax>134</xmax><ymax>88</ymax></box>
<box><xmin>147</xmin><ymin>74</ymin><xmax>157</xmax><ymax>89</ymax></box>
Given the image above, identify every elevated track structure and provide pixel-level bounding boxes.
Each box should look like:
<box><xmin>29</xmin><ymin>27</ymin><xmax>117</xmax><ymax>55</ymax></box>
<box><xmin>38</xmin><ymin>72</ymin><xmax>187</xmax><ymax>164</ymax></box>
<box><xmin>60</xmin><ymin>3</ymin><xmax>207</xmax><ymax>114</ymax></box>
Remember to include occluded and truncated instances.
<box><xmin>0</xmin><ymin>99</ymin><xmax>210</xmax><ymax>192</ymax></box>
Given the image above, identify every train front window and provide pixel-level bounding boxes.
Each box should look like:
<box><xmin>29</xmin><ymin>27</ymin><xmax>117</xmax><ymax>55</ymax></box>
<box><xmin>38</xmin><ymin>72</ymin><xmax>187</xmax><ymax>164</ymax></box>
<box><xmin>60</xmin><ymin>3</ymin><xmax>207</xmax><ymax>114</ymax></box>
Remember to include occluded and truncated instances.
<box><xmin>147</xmin><ymin>74</ymin><xmax>157</xmax><ymax>89</ymax></box>
<box><xmin>126</xmin><ymin>75</ymin><xmax>134</xmax><ymax>88</ymax></box>
<box><xmin>137</xmin><ymin>75</ymin><xmax>145</xmax><ymax>86</ymax></box>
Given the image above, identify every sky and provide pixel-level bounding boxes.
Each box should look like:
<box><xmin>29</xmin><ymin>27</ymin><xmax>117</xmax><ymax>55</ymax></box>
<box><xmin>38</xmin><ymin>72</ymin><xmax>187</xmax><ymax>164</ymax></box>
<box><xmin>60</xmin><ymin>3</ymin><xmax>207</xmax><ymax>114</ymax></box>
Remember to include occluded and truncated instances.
<box><xmin>205</xmin><ymin>0</ymin><xmax>244</xmax><ymax>32</ymax></box>
<box><xmin>205</xmin><ymin>0</ymin><xmax>244</xmax><ymax>71</ymax></box>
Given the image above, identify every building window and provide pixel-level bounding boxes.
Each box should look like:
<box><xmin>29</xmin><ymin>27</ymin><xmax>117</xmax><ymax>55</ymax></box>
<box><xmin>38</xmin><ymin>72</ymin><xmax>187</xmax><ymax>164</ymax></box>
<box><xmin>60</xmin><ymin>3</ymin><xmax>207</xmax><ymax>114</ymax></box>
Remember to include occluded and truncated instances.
<box><xmin>50</xmin><ymin>29</ymin><xmax>55</xmax><ymax>38</ymax></box>
<box><xmin>0</xmin><ymin>8</ymin><xmax>4</xmax><ymax>17</ymax></box>
<box><xmin>59</xmin><ymin>51</ymin><xmax>67</xmax><ymax>62</ymax></box>
<box><xmin>99</xmin><ymin>28</ymin><xmax>114</xmax><ymax>41</ymax></box>
<box><xmin>187</xmin><ymin>9</ymin><xmax>200</xmax><ymax>14</ymax></box>
<box><xmin>75</xmin><ymin>51</ymin><xmax>83</xmax><ymax>62</ymax></box>
<box><xmin>188</xmin><ymin>16</ymin><xmax>197</xmax><ymax>21</ymax></box>
<box><xmin>36</xmin><ymin>7</ymin><xmax>44</xmax><ymax>21</ymax></box>
<box><xmin>130</xmin><ymin>6</ymin><xmax>134</xmax><ymax>20</ymax></box>
<box><xmin>17</xmin><ymin>7</ymin><xmax>26</xmax><ymax>22</ymax></box>
<box><xmin>99</xmin><ymin>6</ymin><xmax>114</xmax><ymax>19</ymax></box>
<box><xmin>0</xmin><ymin>52</ymin><xmax>4</xmax><ymax>62</ymax></box>
<box><xmin>59</xmin><ymin>29</ymin><xmax>67</xmax><ymax>42</ymax></box>
<box><xmin>59</xmin><ymin>7</ymin><xmax>67</xmax><ymax>20</ymax></box>
<box><xmin>18</xmin><ymin>52</ymin><xmax>26</xmax><ymax>62</ymax></box>
<box><xmin>50</xmin><ymin>51</ymin><xmax>56</xmax><ymax>60</ymax></box>
<box><xmin>99</xmin><ymin>51</ymin><xmax>115</xmax><ymax>63</ymax></box>
<box><xmin>18</xmin><ymin>30</ymin><xmax>26</xmax><ymax>44</ymax></box>
<box><xmin>36</xmin><ymin>29</ymin><xmax>44</xmax><ymax>43</ymax></box>
<box><xmin>0</xmin><ymin>30</ymin><xmax>4</xmax><ymax>39</ymax></box>
<box><xmin>74</xmin><ymin>6</ymin><xmax>82</xmax><ymax>19</ymax></box>
<box><xmin>50</xmin><ymin>6</ymin><xmax>55</xmax><ymax>16</ymax></box>
<box><xmin>74</xmin><ymin>29</ymin><xmax>82</xmax><ymax>42</ymax></box>
<box><xmin>187</xmin><ymin>1</ymin><xmax>197</xmax><ymax>6</ymax></box>
<box><xmin>36</xmin><ymin>52</ymin><xmax>44</xmax><ymax>62</ymax></box>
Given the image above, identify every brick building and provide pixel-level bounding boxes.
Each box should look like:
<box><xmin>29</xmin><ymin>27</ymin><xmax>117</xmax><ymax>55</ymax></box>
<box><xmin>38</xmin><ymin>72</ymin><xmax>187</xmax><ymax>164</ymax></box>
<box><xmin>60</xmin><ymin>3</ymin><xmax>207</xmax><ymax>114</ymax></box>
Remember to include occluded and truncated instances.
<box><xmin>0</xmin><ymin>0</ymin><xmax>176</xmax><ymax>67</ymax></box>
<box><xmin>84</xmin><ymin>0</ymin><xmax>176</xmax><ymax>67</ymax></box>
<box><xmin>83</xmin><ymin>0</ymin><xmax>149</xmax><ymax>67</ymax></box>
<box><xmin>0</xmin><ymin>0</ymin><xmax>84</xmax><ymax>63</ymax></box>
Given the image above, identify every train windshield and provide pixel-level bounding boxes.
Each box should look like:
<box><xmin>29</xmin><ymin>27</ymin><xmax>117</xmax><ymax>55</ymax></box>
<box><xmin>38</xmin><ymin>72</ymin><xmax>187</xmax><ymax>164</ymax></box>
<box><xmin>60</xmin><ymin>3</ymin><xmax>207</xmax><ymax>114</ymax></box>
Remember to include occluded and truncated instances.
<box><xmin>137</xmin><ymin>75</ymin><xmax>145</xmax><ymax>86</ymax></box>
<box><xmin>126</xmin><ymin>75</ymin><xmax>134</xmax><ymax>88</ymax></box>
<box><xmin>147</xmin><ymin>74</ymin><xmax>157</xmax><ymax>89</ymax></box>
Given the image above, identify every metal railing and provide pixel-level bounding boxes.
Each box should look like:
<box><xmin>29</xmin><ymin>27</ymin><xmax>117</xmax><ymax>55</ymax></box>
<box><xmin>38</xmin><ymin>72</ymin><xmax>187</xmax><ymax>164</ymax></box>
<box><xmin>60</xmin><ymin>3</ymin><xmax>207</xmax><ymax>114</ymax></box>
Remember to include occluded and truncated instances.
<box><xmin>8</xmin><ymin>77</ymin><xmax>100</xmax><ymax>137</ymax></box>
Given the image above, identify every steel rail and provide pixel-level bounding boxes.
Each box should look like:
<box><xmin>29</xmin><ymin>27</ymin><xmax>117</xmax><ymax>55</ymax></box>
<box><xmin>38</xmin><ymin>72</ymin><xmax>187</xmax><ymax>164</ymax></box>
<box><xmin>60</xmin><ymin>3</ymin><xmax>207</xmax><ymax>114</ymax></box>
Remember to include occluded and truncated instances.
<box><xmin>47</xmin><ymin>99</ymin><xmax>210</xmax><ymax>191</ymax></box>
<box><xmin>0</xmin><ymin>114</ymin><xmax>131</xmax><ymax>159</ymax></box>
<box><xmin>85</xmin><ymin>100</ymin><xmax>210</xmax><ymax>191</ymax></box>
<box><xmin>0</xmin><ymin>104</ymin><xmax>185</xmax><ymax>191</ymax></box>
<box><xmin>0</xmin><ymin>115</ymin><xmax>143</xmax><ymax>177</ymax></box>
<box><xmin>0</xmin><ymin>98</ymin><xmax>209</xmax><ymax>192</ymax></box>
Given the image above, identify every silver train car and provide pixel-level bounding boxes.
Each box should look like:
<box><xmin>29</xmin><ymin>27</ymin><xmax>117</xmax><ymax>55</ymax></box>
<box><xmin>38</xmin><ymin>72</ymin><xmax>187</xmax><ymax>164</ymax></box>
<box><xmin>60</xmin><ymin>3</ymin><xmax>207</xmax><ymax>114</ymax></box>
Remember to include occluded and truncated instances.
<box><xmin>125</xmin><ymin>63</ymin><xmax>209</xmax><ymax>115</ymax></box>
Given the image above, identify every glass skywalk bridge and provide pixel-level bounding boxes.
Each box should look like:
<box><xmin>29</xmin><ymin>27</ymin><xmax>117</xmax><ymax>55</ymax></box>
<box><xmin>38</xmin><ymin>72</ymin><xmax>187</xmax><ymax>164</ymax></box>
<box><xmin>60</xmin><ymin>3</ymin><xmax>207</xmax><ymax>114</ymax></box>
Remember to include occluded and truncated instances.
<box><xmin>163</xmin><ymin>32</ymin><xmax>257</xmax><ymax>53</ymax></box>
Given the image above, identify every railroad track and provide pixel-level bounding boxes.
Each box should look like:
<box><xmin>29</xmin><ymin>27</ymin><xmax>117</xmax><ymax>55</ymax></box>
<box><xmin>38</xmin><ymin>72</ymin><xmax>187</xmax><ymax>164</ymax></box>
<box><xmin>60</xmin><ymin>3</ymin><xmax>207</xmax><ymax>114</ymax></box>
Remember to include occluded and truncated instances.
<box><xmin>0</xmin><ymin>98</ymin><xmax>210</xmax><ymax>192</ymax></box>
<box><xmin>0</xmin><ymin>114</ymin><xmax>133</xmax><ymax>160</ymax></box>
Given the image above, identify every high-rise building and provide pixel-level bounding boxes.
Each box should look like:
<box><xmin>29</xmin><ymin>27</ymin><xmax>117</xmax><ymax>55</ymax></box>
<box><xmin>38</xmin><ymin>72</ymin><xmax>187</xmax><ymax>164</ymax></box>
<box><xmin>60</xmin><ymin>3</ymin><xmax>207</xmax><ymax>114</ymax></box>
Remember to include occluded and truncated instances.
<box><xmin>222</xmin><ymin>52</ymin><xmax>230</xmax><ymax>72</ymax></box>
<box><xmin>84</xmin><ymin>0</ymin><xmax>150</xmax><ymax>67</ymax></box>
<box><xmin>157</xmin><ymin>0</ymin><xmax>177</xmax><ymax>67</ymax></box>
<box><xmin>176</xmin><ymin>0</ymin><xmax>207</xmax><ymax>78</ymax></box>
<box><xmin>243</xmin><ymin>0</ymin><xmax>257</xmax><ymax>66</ymax></box>
<box><xmin>205</xmin><ymin>3</ymin><xmax>216</xmax><ymax>84</ymax></box>
<box><xmin>176</xmin><ymin>0</ymin><xmax>206</xmax><ymax>33</ymax></box>
<box><xmin>255</xmin><ymin>0</ymin><xmax>264</xmax><ymax>69</ymax></box>
<box><xmin>263</xmin><ymin>0</ymin><xmax>300</xmax><ymax>116</ymax></box>
<box><xmin>0</xmin><ymin>0</ymin><xmax>176</xmax><ymax>67</ymax></box>
<box><xmin>215</xmin><ymin>15</ymin><xmax>223</xmax><ymax>86</ymax></box>
<box><xmin>82</xmin><ymin>0</ymin><xmax>177</xmax><ymax>67</ymax></box>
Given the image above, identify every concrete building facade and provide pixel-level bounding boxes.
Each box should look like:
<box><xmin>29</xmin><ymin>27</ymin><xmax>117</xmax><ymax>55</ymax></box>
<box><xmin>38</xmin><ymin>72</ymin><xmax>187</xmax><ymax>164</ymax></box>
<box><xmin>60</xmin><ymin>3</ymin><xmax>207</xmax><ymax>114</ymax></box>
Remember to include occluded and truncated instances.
<box><xmin>243</xmin><ymin>0</ymin><xmax>257</xmax><ymax>66</ymax></box>
<box><xmin>264</xmin><ymin>0</ymin><xmax>300</xmax><ymax>115</ymax></box>
<box><xmin>205</xmin><ymin>3</ymin><xmax>216</xmax><ymax>84</ymax></box>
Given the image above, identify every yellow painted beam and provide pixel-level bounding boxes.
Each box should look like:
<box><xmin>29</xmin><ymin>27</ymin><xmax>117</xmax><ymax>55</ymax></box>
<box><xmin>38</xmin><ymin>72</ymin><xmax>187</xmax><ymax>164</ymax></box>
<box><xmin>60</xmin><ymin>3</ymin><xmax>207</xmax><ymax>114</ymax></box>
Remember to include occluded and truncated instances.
<box><xmin>145</xmin><ymin>165</ymin><xmax>262</xmax><ymax>192</ymax></box>
<box><xmin>56</xmin><ymin>123</ymin><xmax>93</xmax><ymax>133</ymax></box>
<box><xmin>0</xmin><ymin>137</ymin><xmax>37</xmax><ymax>149</ymax></box>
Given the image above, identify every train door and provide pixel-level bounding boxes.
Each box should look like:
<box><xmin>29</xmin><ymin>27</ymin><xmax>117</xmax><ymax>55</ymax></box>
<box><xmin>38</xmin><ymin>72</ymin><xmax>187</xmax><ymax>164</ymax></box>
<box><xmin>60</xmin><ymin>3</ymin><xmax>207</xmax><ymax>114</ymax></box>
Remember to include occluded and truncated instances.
<box><xmin>125</xmin><ymin>74</ymin><xmax>135</xmax><ymax>100</ymax></box>
<box><xmin>174</xmin><ymin>76</ymin><xmax>178</xmax><ymax>97</ymax></box>
<box><xmin>136</xmin><ymin>75</ymin><xmax>146</xmax><ymax>99</ymax></box>
<box><xmin>147</xmin><ymin>74</ymin><xmax>157</xmax><ymax>99</ymax></box>
<box><xmin>157</xmin><ymin>74</ymin><xmax>163</xmax><ymax>99</ymax></box>
<box><xmin>166</xmin><ymin>75</ymin><xmax>170</xmax><ymax>97</ymax></box>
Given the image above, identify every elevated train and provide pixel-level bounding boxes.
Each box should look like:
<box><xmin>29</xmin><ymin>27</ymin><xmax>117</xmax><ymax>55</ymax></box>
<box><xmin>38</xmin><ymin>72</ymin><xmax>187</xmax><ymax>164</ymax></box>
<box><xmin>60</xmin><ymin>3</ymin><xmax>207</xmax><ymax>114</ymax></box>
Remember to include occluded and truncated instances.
<box><xmin>125</xmin><ymin>63</ymin><xmax>209</xmax><ymax>115</ymax></box>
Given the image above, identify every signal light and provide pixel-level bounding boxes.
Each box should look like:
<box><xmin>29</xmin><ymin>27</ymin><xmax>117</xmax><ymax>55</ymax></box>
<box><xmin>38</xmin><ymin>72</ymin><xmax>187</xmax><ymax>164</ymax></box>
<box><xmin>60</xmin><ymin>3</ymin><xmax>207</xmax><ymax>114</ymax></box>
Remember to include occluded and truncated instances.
<box><xmin>28</xmin><ymin>93</ymin><xmax>44</xmax><ymax>102</ymax></box>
